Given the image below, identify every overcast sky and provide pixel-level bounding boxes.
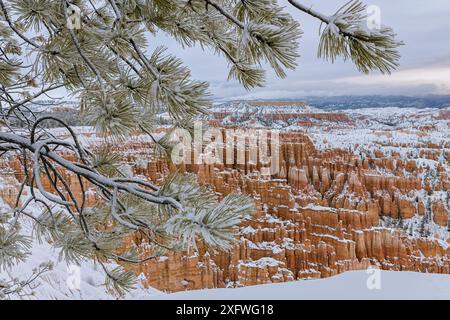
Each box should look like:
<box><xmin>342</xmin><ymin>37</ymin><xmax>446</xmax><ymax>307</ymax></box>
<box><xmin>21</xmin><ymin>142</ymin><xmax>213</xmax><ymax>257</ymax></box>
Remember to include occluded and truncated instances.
<box><xmin>151</xmin><ymin>0</ymin><xmax>450</xmax><ymax>100</ymax></box>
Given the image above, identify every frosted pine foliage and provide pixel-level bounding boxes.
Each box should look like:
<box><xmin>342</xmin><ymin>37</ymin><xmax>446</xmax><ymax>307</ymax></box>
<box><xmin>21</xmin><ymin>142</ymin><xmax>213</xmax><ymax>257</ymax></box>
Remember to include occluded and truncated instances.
<box><xmin>317</xmin><ymin>0</ymin><xmax>403</xmax><ymax>74</ymax></box>
<box><xmin>166</xmin><ymin>193</ymin><xmax>255</xmax><ymax>251</ymax></box>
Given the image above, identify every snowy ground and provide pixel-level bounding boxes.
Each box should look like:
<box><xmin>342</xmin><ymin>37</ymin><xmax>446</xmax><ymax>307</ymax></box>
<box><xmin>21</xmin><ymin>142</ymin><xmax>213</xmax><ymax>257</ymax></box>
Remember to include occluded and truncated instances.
<box><xmin>153</xmin><ymin>270</ymin><xmax>450</xmax><ymax>300</ymax></box>
<box><xmin>1</xmin><ymin>236</ymin><xmax>161</xmax><ymax>300</ymax></box>
<box><xmin>0</xmin><ymin>197</ymin><xmax>161</xmax><ymax>300</ymax></box>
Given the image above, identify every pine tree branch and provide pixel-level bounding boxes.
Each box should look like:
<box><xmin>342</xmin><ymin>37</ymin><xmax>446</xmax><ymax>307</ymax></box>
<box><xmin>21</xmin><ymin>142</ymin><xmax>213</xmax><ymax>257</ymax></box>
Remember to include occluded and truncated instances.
<box><xmin>204</xmin><ymin>0</ymin><xmax>244</xmax><ymax>29</ymax></box>
<box><xmin>6</xmin><ymin>84</ymin><xmax>65</xmax><ymax>117</ymax></box>
<box><xmin>0</xmin><ymin>0</ymin><xmax>40</xmax><ymax>48</ymax></box>
<box><xmin>128</xmin><ymin>38</ymin><xmax>159</xmax><ymax>80</ymax></box>
<box><xmin>287</xmin><ymin>0</ymin><xmax>330</xmax><ymax>24</ymax></box>
<box><xmin>0</xmin><ymin>131</ymin><xmax>182</xmax><ymax>209</ymax></box>
<box><xmin>62</xmin><ymin>0</ymin><xmax>106</xmax><ymax>89</ymax></box>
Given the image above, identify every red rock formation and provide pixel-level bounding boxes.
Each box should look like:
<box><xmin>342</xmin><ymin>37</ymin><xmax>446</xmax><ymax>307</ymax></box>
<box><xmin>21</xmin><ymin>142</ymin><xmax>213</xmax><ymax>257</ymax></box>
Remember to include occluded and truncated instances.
<box><xmin>433</xmin><ymin>201</ymin><xmax>449</xmax><ymax>227</ymax></box>
<box><xmin>1</xmin><ymin>125</ymin><xmax>448</xmax><ymax>293</ymax></box>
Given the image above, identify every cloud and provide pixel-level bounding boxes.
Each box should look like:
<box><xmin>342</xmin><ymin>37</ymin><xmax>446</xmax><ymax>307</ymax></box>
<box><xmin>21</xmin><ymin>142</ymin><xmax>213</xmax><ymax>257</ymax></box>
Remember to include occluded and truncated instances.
<box><xmin>213</xmin><ymin>65</ymin><xmax>450</xmax><ymax>101</ymax></box>
<box><xmin>151</xmin><ymin>1</ymin><xmax>450</xmax><ymax>100</ymax></box>
<box><xmin>340</xmin><ymin>67</ymin><xmax>450</xmax><ymax>93</ymax></box>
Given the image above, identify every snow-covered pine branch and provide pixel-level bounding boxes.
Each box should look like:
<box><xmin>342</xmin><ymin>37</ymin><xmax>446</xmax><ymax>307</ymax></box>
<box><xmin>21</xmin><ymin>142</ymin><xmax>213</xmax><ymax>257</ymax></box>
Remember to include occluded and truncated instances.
<box><xmin>289</xmin><ymin>0</ymin><xmax>403</xmax><ymax>74</ymax></box>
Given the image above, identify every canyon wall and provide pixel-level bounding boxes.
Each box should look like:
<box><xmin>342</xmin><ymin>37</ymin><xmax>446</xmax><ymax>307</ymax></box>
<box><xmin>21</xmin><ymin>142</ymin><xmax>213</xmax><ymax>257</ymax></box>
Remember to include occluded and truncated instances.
<box><xmin>119</xmin><ymin>130</ymin><xmax>449</xmax><ymax>291</ymax></box>
<box><xmin>0</xmin><ymin>124</ymin><xmax>448</xmax><ymax>293</ymax></box>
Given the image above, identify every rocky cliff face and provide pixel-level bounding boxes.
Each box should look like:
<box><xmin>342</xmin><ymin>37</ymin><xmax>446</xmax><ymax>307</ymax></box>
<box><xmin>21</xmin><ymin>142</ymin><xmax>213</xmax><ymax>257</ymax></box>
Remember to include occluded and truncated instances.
<box><xmin>0</xmin><ymin>105</ymin><xmax>448</xmax><ymax>292</ymax></box>
<box><xmin>110</xmin><ymin>122</ymin><xmax>448</xmax><ymax>291</ymax></box>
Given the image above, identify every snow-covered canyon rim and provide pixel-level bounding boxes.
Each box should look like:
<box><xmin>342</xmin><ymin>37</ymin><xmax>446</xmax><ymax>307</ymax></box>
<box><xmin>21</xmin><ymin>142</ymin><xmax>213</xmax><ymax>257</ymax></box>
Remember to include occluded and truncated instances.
<box><xmin>154</xmin><ymin>271</ymin><xmax>450</xmax><ymax>300</ymax></box>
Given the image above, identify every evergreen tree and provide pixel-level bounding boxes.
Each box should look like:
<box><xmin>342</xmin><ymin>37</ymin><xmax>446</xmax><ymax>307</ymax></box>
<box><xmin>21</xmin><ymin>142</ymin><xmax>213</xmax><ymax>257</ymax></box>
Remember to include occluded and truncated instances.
<box><xmin>420</xmin><ymin>197</ymin><xmax>432</xmax><ymax>238</ymax></box>
<box><xmin>0</xmin><ymin>0</ymin><xmax>402</xmax><ymax>295</ymax></box>
<box><xmin>446</xmin><ymin>191</ymin><xmax>450</xmax><ymax>232</ymax></box>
